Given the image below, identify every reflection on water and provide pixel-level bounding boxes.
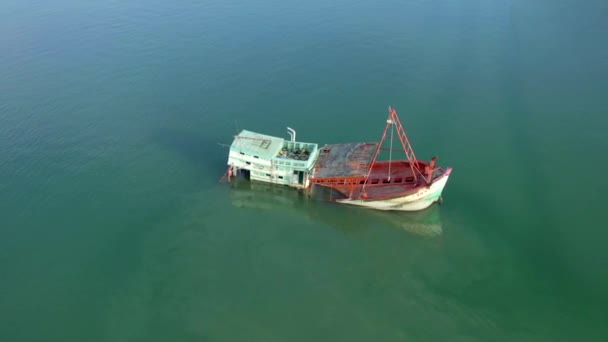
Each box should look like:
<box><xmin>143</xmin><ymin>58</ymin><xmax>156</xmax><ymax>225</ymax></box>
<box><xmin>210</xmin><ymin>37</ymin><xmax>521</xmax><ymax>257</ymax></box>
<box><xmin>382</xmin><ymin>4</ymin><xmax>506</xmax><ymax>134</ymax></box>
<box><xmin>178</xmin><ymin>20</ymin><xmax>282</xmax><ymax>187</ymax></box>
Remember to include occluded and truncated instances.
<box><xmin>229</xmin><ymin>180</ymin><xmax>443</xmax><ymax>237</ymax></box>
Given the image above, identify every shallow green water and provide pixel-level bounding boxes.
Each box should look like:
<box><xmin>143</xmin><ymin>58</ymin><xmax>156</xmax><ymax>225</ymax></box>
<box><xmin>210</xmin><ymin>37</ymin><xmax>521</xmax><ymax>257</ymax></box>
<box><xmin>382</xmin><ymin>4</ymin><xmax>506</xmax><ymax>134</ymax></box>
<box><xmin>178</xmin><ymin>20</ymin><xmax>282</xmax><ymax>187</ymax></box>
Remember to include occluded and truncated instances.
<box><xmin>1</xmin><ymin>0</ymin><xmax>607</xmax><ymax>340</ymax></box>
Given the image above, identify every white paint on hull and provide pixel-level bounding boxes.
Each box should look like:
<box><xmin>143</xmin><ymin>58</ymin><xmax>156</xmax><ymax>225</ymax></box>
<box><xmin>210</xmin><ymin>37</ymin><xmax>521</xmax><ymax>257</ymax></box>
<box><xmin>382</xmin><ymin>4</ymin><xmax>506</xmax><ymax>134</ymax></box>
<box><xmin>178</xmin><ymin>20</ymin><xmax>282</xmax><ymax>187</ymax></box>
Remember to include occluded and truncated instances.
<box><xmin>336</xmin><ymin>168</ymin><xmax>452</xmax><ymax>211</ymax></box>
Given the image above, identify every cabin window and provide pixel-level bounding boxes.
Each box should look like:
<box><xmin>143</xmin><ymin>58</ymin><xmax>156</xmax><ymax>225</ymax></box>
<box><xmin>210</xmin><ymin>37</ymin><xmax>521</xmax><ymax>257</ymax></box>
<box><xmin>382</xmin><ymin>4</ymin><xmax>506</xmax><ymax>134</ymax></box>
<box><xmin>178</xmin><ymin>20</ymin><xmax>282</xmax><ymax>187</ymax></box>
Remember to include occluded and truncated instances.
<box><xmin>278</xmin><ymin>176</ymin><xmax>284</xmax><ymax>179</ymax></box>
<box><xmin>383</xmin><ymin>179</ymin><xmax>391</xmax><ymax>184</ymax></box>
<box><xmin>246</xmin><ymin>161</ymin><xmax>251</xmax><ymax>165</ymax></box>
<box><xmin>265</xmin><ymin>173</ymin><xmax>271</xmax><ymax>177</ymax></box>
<box><xmin>394</xmin><ymin>177</ymin><xmax>403</xmax><ymax>183</ymax></box>
<box><xmin>359</xmin><ymin>180</ymin><xmax>365</xmax><ymax>185</ymax></box>
<box><xmin>254</xmin><ymin>156</ymin><xmax>259</xmax><ymax>159</ymax></box>
<box><xmin>405</xmin><ymin>177</ymin><xmax>414</xmax><ymax>183</ymax></box>
<box><xmin>371</xmin><ymin>179</ymin><xmax>379</xmax><ymax>184</ymax></box>
<box><xmin>240</xmin><ymin>152</ymin><xmax>245</xmax><ymax>155</ymax></box>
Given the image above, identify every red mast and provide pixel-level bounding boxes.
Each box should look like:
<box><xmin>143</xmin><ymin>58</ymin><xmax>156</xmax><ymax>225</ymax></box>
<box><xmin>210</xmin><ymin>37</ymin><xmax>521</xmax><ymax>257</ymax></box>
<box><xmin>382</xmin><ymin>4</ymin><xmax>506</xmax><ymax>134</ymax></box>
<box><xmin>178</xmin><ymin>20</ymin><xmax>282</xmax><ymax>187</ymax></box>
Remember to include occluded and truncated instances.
<box><xmin>361</xmin><ymin>107</ymin><xmax>423</xmax><ymax>196</ymax></box>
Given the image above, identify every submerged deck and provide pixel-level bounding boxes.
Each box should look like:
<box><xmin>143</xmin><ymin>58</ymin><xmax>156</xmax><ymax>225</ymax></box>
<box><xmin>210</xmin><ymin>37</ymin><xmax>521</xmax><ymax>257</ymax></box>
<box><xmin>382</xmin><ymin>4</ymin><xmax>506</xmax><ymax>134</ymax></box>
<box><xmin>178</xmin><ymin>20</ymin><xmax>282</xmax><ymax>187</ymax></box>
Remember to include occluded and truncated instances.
<box><xmin>312</xmin><ymin>142</ymin><xmax>379</xmax><ymax>179</ymax></box>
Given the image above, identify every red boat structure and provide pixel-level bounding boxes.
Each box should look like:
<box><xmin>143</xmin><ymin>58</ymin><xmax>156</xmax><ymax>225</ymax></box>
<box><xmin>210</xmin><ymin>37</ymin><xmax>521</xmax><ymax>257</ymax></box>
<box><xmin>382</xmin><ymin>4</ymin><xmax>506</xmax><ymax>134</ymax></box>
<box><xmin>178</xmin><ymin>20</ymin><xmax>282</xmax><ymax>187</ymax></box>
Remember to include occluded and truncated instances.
<box><xmin>309</xmin><ymin>107</ymin><xmax>452</xmax><ymax>210</ymax></box>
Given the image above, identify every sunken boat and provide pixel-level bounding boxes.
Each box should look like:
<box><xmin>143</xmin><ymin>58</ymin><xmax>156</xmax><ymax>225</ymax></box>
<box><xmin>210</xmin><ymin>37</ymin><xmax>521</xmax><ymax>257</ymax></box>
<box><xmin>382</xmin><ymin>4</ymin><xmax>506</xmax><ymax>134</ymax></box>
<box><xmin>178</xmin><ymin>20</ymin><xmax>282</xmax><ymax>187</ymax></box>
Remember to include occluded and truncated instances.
<box><xmin>223</xmin><ymin>107</ymin><xmax>452</xmax><ymax>211</ymax></box>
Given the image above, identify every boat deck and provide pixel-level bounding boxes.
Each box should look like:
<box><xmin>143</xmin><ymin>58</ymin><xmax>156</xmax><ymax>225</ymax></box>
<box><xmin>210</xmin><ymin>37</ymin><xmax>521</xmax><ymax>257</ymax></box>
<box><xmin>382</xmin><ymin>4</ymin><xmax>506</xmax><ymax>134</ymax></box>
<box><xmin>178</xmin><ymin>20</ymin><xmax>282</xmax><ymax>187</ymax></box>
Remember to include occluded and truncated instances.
<box><xmin>312</xmin><ymin>142</ymin><xmax>379</xmax><ymax>179</ymax></box>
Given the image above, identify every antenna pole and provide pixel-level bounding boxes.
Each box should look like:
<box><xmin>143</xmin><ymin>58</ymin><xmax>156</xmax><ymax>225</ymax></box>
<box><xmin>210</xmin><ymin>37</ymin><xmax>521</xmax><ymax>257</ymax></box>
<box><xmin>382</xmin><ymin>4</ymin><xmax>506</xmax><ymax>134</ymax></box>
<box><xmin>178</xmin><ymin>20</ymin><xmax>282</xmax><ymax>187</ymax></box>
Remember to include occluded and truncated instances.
<box><xmin>388</xmin><ymin>119</ymin><xmax>393</xmax><ymax>181</ymax></box>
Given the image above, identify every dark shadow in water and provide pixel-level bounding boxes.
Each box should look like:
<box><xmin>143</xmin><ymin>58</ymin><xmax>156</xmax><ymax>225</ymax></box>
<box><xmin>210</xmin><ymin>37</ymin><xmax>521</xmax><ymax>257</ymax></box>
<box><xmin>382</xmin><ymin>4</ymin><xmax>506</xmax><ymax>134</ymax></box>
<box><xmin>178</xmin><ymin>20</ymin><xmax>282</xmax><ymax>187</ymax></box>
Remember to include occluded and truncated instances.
<box><xmin>151</xmin><ymin>128</ymin><xmax>227</xmax><ymax>180</ymax></box>
<box><xmin>228</xmin><ymin>179</ymin><xmax>443</xmax><ymax>238</ymax></box>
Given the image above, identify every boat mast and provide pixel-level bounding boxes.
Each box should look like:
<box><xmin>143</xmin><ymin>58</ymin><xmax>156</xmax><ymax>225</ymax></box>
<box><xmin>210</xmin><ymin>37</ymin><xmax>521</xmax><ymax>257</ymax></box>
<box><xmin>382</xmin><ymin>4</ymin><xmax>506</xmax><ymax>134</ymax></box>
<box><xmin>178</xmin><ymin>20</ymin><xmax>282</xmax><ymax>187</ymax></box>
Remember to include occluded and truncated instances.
<box><xmin>387</xmin><ymin>107</ymin><xmax>423</xmax><ymax>181</ymax></box>
<box><xmin>361</xmin><ymin>107</ymin><xmax>423</xmax><ymax>198</ymax></box>
<box><xmin>361</xmin><ymin>110</ymin><xmax>392</xmax><ymax>196</ymax></box>
<box><xmin>388</xmin><ymin>117</ymin><xmax>394</xmax><ymax>181</ymax></box>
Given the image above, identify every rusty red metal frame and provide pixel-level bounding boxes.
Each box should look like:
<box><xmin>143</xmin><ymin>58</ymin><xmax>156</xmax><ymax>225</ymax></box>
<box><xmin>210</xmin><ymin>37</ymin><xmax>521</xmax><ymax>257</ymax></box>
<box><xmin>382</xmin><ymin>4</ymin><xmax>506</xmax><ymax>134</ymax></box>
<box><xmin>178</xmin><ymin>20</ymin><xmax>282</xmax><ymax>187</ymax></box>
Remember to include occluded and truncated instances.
<box><xmin>360</xmin><ymin>107</ymin><xmax>422</xmax><ymax>195</ymax></box>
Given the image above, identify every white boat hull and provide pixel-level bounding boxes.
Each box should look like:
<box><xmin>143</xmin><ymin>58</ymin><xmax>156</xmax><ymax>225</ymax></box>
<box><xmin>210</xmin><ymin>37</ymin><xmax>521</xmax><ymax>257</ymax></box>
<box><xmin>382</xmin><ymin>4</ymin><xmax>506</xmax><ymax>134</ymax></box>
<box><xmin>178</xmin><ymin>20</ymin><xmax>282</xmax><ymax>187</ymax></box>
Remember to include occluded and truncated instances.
<box><xmin>336</xmin><ymin>168</ymin><xmax>452</xmax><ymax>211</ymax></box>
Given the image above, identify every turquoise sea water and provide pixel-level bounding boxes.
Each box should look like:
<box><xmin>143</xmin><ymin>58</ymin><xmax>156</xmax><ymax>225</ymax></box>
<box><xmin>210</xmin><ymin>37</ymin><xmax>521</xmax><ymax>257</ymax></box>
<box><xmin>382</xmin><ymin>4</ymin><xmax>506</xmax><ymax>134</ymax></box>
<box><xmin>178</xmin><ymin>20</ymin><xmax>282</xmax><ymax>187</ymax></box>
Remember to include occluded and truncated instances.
<box><xmin>1</xmin><ymin>0</ymin><xmax>607</xmax><ymax>340</ymax></box>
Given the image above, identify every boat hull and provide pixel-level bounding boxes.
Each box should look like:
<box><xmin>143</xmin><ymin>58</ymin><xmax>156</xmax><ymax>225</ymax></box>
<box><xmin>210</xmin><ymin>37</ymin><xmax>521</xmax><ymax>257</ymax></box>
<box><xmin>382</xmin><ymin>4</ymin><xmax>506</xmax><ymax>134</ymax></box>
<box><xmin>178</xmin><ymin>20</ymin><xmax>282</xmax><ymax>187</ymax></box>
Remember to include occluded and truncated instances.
<box><xmin>335</xmin><ymin>168</ymin><xmax>452</xmax><ymax>211</ymax></box>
